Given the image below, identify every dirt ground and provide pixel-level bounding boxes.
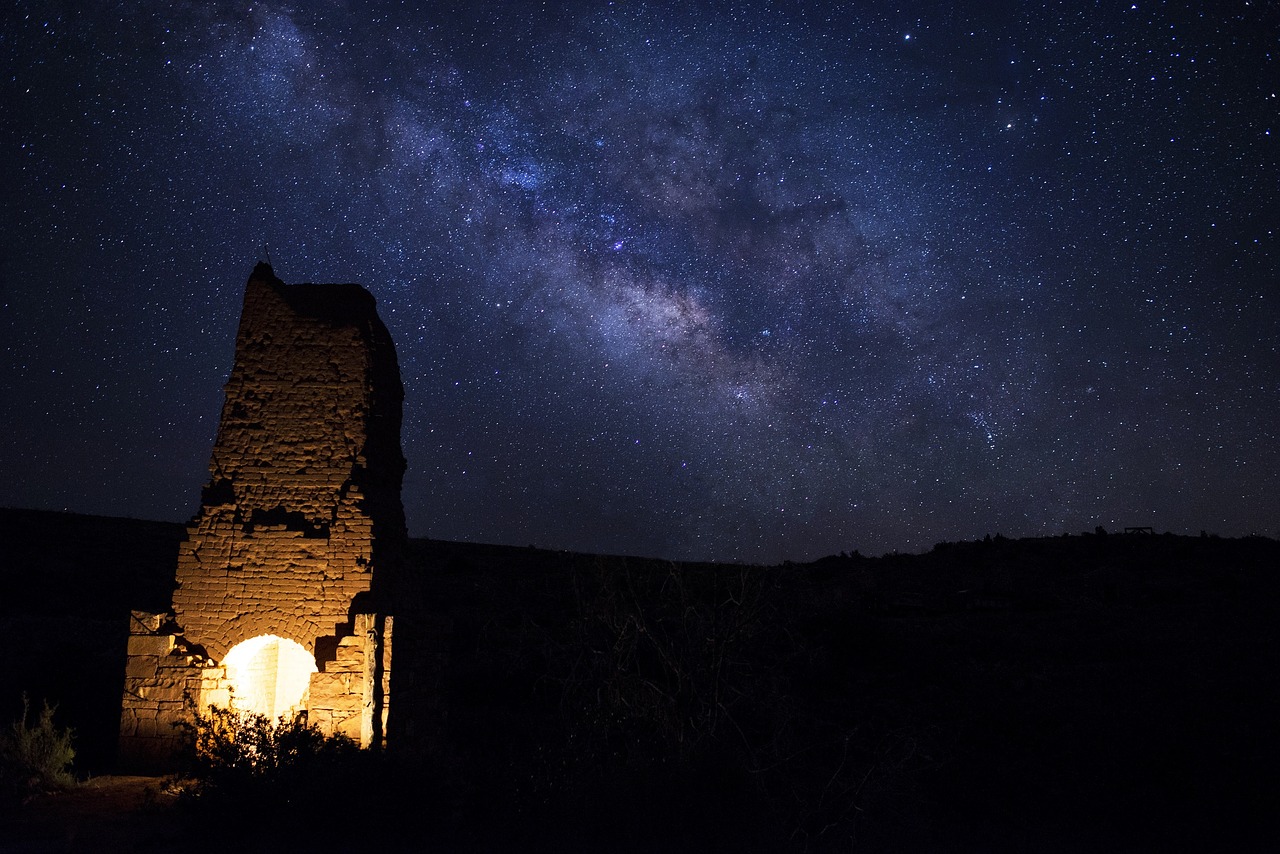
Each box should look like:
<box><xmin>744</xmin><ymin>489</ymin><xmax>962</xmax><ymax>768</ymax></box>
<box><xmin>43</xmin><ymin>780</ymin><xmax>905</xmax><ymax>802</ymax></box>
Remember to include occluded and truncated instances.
<box><xmin>0</xmin><ymin>777</ymin><xmax>184</xmax><ymax>854</ymax></box>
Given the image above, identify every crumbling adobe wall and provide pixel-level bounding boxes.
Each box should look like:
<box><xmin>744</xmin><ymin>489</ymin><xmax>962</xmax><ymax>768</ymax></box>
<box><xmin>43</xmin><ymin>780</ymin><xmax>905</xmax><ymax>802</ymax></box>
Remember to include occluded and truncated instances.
<box><xmin>120</xmin><ymin>263</ymin><xmax>406</xmax><ymax>769</ymax></box>
<box><xmin>171</xmin><ymin>263</ymin><xmax>406</xmax><ymax>659</ymax></box>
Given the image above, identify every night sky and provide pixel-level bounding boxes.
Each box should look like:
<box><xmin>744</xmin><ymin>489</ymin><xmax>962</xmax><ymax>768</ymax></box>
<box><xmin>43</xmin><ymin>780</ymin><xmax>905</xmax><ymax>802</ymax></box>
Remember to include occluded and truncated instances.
<box><xmin>2</xmin><ymin>2</ymin><xmax>1276</xmax><ymax>563</ymax></box>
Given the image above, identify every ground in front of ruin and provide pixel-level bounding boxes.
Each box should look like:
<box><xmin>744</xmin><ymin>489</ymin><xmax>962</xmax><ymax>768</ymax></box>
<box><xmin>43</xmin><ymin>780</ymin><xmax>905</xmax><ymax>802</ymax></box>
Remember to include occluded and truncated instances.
<box><xmin>0</xmin><ymin>776</ymin><xmax>183</xmax><ymax>853</ymax></box>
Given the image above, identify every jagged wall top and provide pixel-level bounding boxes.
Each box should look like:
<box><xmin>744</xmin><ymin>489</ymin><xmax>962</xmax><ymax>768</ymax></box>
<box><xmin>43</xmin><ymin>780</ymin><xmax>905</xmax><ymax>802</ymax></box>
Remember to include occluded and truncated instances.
<box><xmin>204</xmin><ymin>263</ymin><xmax>405</xmax><ymax>528</ymax></box>
<box><xmin>171</xmin><ymin>263</ymin><xmax>406</xmax><ymax>659</ymax></box>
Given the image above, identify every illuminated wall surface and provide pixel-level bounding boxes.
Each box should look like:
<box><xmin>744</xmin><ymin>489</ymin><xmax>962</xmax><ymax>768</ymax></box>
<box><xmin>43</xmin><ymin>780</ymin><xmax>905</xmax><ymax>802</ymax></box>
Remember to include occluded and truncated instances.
<box><xmin>119</xmin><ymin>265</ymin><xmax>406</xmax><ymax>770</ymax></box>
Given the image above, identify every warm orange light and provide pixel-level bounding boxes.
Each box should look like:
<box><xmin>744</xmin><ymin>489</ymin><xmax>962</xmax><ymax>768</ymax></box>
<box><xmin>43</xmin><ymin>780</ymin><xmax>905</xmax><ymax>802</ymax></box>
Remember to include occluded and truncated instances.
<box><xmin>221</xmin><ymin>635</ymin><xmax>317</xmax><ymax>721</ymax></box>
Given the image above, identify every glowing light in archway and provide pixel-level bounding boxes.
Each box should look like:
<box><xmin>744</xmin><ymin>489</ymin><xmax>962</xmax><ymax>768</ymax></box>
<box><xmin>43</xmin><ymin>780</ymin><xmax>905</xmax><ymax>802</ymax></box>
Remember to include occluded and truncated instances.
<box><xmin>222</xmin><ymin>635</ymin><xmax>317</xmax><ymax>721</ymax></box>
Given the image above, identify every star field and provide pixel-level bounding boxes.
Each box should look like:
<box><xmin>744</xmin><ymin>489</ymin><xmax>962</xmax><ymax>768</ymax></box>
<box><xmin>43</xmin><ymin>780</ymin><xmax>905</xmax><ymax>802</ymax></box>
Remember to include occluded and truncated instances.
<box><xmin>2</xmin><ymin>1</ymin><xmax>1276</xmax><ymax>562</ymax></box>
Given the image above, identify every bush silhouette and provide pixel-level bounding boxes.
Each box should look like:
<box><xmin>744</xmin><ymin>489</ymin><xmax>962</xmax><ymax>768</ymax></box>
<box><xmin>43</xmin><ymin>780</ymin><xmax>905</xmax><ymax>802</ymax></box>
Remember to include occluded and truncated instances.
<box><xmin>0</xmin><ymin>694</ymin><xmax>75</xmax><ymax>803</ymax></box>
<box><xmin>175</xmin><ymin>704</ymin><xmax>372</xmax><ymax>823</ymax></box>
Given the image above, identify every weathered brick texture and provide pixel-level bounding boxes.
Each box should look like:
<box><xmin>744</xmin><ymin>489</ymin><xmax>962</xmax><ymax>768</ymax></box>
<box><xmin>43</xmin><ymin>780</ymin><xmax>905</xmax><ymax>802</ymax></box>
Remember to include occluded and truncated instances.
<box><xmin>118</xmin><ymin>610</ymin><xmax>223</xmax><ymax>772</ymax></box>
<box><xmin>120</xmin><ymin>264</ymin><xmax>406</xmax><ymax>767</ymax></box>
<box><xmin>172</xmin><ymin>263</ymin><xmax>405</xmax><ymax>659</ymax></box>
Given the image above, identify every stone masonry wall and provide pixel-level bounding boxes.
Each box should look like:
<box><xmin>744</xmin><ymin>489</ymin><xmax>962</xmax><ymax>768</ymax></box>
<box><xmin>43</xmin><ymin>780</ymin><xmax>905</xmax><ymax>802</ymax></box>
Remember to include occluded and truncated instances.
<box><xmin>118</xmin><ymin>610</ymin><xmax>228</xmax><ymax>773</ymax></box>
<box><xmin>309</xmin><ymin>613</ymin><xmax>392</xmax><ymax>743</ymax></box>
<box><xmin>170</xmin><ymin>263</ymin><xmax>406</xmax><ymax>661</ymax></box>
<box><xmin>120</xmin><ymin>264</ymin><xmax>406</xmax><ymax>767</ymax></box>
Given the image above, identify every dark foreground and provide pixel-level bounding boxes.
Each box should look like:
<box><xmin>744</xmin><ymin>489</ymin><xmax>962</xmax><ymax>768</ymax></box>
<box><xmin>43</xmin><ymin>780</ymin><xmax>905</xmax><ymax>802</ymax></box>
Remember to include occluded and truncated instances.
<box><xmin>2</xmin><ymin>508</ymin><xmax>1278</xmax><ymax>850</ymax></box>
<box><xmin>0</xmin><ymin>776</ymin><xmax>181</xmax><ymax>853</ymax></box>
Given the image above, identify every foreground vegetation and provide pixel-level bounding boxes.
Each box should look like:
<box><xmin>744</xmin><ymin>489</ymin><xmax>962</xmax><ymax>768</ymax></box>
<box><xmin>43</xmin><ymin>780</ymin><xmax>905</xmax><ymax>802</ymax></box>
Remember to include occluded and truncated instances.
<box><xmin>0</xmin><ymin>696</ymin><xmax>76</xmax><ymax>806</ymax></box>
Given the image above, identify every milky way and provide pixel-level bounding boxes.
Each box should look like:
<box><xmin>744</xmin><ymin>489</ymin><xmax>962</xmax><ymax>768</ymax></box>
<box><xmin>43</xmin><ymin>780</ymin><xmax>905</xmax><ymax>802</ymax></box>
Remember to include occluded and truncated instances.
<box><xmin>2</xmin><ymin>1</ymin><xmax>1276</xmax><ymax>562</ymax></box>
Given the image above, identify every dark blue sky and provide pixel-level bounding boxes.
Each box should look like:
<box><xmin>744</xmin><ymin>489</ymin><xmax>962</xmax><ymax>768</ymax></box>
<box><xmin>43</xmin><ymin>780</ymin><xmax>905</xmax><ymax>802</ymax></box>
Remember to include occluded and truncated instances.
<box><xmin>2</xmin><ymin>1</ymin><xmax>1276</xmax><ymax>562</ymax></box>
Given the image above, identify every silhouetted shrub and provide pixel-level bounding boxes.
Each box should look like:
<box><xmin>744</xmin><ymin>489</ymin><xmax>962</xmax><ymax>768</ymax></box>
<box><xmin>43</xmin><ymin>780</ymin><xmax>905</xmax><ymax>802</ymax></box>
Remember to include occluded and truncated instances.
<box><xmin>174</xmin><ymin>704</ymin><xmax>381</xmax><ymax>836</ymax></box>
<box><xmin>0</xmin><ymin>694</ymin><xmax>75</xmax><ymax>803</ymax></box>
<box><xmin>172</xmin><ymin>703</ymin><xmax>464</xmax><ymax>851</ymax></box>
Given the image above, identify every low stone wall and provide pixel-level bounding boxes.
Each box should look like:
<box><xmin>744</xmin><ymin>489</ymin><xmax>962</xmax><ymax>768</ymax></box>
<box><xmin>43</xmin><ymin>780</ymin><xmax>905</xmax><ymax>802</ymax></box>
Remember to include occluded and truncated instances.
<box><xmin>117</xmin><ymin>611</ymin><xmax>223</xmax><ymax>773</ymax></box>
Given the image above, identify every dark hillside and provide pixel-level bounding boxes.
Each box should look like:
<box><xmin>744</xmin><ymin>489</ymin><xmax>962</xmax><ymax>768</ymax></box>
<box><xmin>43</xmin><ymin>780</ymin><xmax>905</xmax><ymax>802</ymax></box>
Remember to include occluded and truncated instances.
<box><xmin>388</xmin><ymin>531</ymin><xmax>1280</xmax><ymax>850</ymax></box>
<box><xmin>2</xmin><ymin>508</ymin><xmax>1277</xmax><ymax>849</ymax></box>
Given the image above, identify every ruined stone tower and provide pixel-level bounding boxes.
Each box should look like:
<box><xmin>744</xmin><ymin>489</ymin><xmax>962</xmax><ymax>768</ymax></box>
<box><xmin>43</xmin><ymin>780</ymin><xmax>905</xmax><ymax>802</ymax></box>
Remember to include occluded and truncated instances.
<box><xmin>119</xmin><ymin>263</ymin><xmax>406</xmax><ymax>769</ymax></box>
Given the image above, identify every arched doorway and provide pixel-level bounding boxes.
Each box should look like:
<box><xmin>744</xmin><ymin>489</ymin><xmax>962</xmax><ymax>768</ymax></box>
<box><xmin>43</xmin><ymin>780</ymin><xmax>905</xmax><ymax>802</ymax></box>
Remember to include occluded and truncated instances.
<box><xmin>221</xmin><ymin>635</ymin><xmax>317</xmax><ymax>721</ymax></box>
